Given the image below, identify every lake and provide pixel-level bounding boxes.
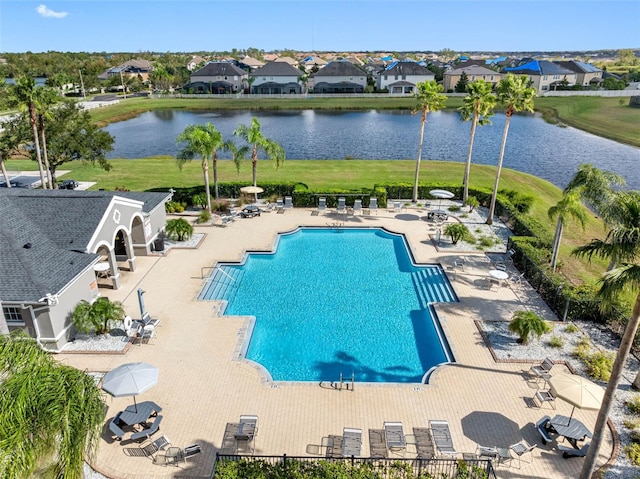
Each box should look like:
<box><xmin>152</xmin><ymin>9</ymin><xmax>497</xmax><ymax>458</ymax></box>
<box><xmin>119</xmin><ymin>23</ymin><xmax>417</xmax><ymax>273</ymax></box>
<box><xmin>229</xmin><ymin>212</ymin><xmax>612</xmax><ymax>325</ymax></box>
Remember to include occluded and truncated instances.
<box><xmin>103</xmin><ymin>109</ymin><xmax>640</xmax><ymax>189</ymax></box>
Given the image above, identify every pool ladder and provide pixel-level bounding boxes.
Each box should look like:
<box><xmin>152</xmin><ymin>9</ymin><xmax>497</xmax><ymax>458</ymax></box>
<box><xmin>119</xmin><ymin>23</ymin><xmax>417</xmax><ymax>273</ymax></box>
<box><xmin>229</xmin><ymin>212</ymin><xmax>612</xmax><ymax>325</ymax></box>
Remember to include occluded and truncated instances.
<box><xmin>334</xmin><ymin>372</ymin><xmax>355</xmax><ymax>391</ymax></box>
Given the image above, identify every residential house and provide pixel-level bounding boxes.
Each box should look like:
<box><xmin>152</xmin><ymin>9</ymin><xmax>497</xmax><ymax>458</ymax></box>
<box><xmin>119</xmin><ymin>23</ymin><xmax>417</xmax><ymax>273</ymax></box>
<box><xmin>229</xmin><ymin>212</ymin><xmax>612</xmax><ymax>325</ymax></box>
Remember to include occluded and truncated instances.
<box><xmin>504</xmin><ymin>60</ymin><xmax>577</xmax><ymax>93</ymax></box>
<box><xmin>554</xmin><ymin>60</ymin><xmax>603</xmax><ymax>87</ymax></box>
<box><xmin>238</xmin><ymin>56</ymin><xmax>265</xmax><ymax>71</ymax></box>
<box><xmin>377</xmin><ymin>60</ymin><xmax>435</xmax><ymax>94</ymax></box>
<box><xmin>98</xmin><ymin>59</ymin><xmax>153</xmax><ymax>82</ymax></box>
<box><xmin>311</xmin><ymin>61</ymin><xmax>368</xmax><ymax>94</ymax></box>
<box><xmin>274</xmin><ymin>56</ymin><xmax>298</xmax><ymax>67</ymax></box>
<box><xmin>187</xmin><ymin>62</ymin><xmax>248</xmax><ymax>93</ymax></box>
<box><xmin>443</xmin><ymin>64</ymin><xmax>502</xmax><ymax>92</ymax></box>
<box><xmin>0</xmin><ymin>189</ymin><xmax>170</xmax><ymax>350</ymax></box>
<box><xmin>186</xmin><ymin>55</ymin><xmax>206</xmax><ymax>71</ymax></box>
<box><xmin>250</xmin><ymin>61</ymin><xmax>303</xmax><ymax>94</ymax></box>
<box><xmin>300</xmin><ymin>55</ymin><xmax>328</xmax><ymax>72</ymax></box>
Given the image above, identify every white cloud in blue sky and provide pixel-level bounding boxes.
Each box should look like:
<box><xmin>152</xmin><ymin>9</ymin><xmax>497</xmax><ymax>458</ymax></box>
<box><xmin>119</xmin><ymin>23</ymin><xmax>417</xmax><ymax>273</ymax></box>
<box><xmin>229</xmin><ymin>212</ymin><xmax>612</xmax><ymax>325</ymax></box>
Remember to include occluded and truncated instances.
<box><xmin>36</xmin><ymin>4</ymin><xmax>68</xmax><ymax>19</ymax></box>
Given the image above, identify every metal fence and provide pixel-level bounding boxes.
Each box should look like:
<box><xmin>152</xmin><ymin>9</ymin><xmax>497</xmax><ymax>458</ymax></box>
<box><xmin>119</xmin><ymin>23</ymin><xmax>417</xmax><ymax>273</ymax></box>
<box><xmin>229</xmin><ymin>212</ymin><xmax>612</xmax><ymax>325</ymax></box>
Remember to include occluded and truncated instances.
<box><xmin>211</xmin><ymin>454</ymin><xmax>498</xmax><ymax>479</ymax></box>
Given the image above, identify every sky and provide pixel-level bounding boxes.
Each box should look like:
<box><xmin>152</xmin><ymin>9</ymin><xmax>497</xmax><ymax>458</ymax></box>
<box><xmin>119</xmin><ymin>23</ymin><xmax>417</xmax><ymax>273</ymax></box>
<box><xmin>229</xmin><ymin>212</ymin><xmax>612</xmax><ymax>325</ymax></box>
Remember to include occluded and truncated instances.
<box><xmin>0</xmin><ymin>0</ymin><xmax>638</xmax><ymax>54</ymax></box>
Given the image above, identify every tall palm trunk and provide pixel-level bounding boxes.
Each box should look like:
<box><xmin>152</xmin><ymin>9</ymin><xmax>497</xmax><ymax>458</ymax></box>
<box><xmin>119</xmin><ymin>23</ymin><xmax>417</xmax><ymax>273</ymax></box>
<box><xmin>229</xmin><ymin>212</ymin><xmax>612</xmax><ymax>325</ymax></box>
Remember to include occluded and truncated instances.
<box><xmin>0</xmin><ymin>153</ymin><xmax>11</xmax><ymax>188</ymax></box>
<box><xmin>38</xmin><ymin>115</ymin><xmax>54</xmax><ymax>188</ymax></box>
<box><xmin>202</xmin><ymin>159</ymin><xmax>212</xmax><ymax>213</ymax></box>
<box><xmin>550</xmin><ymin>218</ymin><xmax>564</xmax><ymax>271</ymax></box>
<box><xmin>579</xmin><ymin>293</ymin><xmax>640</xmax><ymax>478</ymax></box>
<box><xmin>252</xmin><ymin>145</ymin><xmax>258</xmax><ymax>187</ymax></box>
<box><xmin>212</xmin><ymin>153</ymin><xmax>219</xmax><ymax>199</ymax></box>
<box><xmin>412</xmin><ymin>110</ymin><xmax>427</xmax><ymax>203</ymax></box>
<box><xmin>28</xmin><ymin>104</ymin><xmax>47</xmax><ymax>189</ymax></box>
<box><xmin>462</xmin><ymin>114</ymin><xmax>479</xmax><ymax>203</ymax></box>
<box><xmin>487</xmin><ymin>110</ymin><xmax>512</xmax><ymax>225</ymax></box>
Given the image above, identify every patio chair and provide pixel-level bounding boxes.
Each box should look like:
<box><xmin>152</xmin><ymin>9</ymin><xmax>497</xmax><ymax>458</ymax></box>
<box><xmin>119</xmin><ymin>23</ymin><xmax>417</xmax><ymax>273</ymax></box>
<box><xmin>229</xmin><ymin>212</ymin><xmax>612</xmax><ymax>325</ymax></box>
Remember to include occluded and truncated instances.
<box><xmin>337</xmin><ymin>197</ymin><xmax>346</xmax><ymax>214</ymax></box>
<box><xmin>141</xmin><ymin>312</ymin><xmax>160</xmax><ymax>328</ymax></box>
<box><xmin>342</xmin><ymin>427</ymin><xmax>362</xmax><ymax>457</ymax></box>
<box><xmin>276</xmin><ymin>198</ymin><xmax>284</xmax><ymax>212</ymax></box>
<box><xmin>182</xmin><ymin>443</ymin><xmax>202</xmax><ymax>461</ymax></box>
<box><xmin>152</xmin><ymin>446</ymin><xmax>182</xmax><ymax>466</ymax></box>
<box><xmin>136</xmin><ymin>435</ymin><xmax>171</xmax><ymax>457</ymax></box>
<box><xmin>384</xmin><ymin>421</ymin><xmax>406</xmax><ymax>457</ymax></box>
<box><xmin>369</xmin><ymin>197</ymin><xmax>378</xmax><ymax>215</ymax></box>
<box><xmin>509</xmin><ymin>439</ymin><xmax>536</xmax><ymax>469</ymax></box>
<box><xmin>531</xmin><ymin>357</ymin><xmax>555</xmax><ymax>383</ymax></box>
<box><xmin>317</xmin><ymin>197</ymin><xmax>326</xmax><ymax>213</ymax></box>
<box><xmin>534</xmin><ymin>389</ymin><xmax>556</xmax><ymax>409</ymax></box>
<box><xmin>353</xmin><ymin>199</ymin><xmax>362</xmax><ymax>215</ymax></box>
<box><xmin>235</xmin><ymin>415</ymin><xmax>258</xmax><ymax>454</ymax></box>
<box><xmin>284</xmin><ymin>196</ymin><xmax>293</xmax><ymax>211</ymax></box>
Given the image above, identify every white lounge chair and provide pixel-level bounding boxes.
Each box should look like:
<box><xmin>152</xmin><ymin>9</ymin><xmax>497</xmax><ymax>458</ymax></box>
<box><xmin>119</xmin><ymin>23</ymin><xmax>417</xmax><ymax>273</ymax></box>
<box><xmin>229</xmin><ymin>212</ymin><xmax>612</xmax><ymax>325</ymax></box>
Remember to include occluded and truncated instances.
<box><xmin>284</xmin><ymin>196</ymin><xmax>293</xmax><ymax>212</ymax></box>
<box><xmin>369</xmin><ymin>197</ymin><xmax>378</xmax><ymax>215</ymax></box>
<box><xmin>353</xmin><ymin>199</ymin><xmax>362</xmax><ymax>215</ymax></box>
<box><xmin>384</xmin><ymin>421</ymin><xmax>406</xmax><ymax>457</ymax></box>
<box><xmin>337</xmin><ymin>197</ymin><xmax>346</xmax><ymax>214</ymax></box>
<box><xmin>342</xmin><ymin>427</ymin><xmax>362</xmax><ymax>457</ymax></box>
<box><xmin>235</xmin><ymin>415</ymin><xmax>258</xmax><ymax>454</ymax></box>
<box><xmin>317</xmin><ymin>197</ymin><xmax>326</xmax><ymax>213</ymax></box>
<box><xmin>429</xmin><ymin>420</ymin><xmax>457</xmax><ymax>457</ymax></box>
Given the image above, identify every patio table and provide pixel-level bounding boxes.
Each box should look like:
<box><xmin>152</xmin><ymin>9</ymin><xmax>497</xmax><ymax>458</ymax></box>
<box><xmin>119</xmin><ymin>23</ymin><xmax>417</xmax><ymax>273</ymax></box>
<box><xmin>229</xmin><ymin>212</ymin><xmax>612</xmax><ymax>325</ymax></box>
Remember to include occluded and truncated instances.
<box><xmin>119</xmin><ymin>400</ymin><xmax>162</xmax><ymax>426</ymax></box>
<box><xmin>548</xmin><ymin>415</ymin><xmax>592</xmax><ymax>448</ymax></box>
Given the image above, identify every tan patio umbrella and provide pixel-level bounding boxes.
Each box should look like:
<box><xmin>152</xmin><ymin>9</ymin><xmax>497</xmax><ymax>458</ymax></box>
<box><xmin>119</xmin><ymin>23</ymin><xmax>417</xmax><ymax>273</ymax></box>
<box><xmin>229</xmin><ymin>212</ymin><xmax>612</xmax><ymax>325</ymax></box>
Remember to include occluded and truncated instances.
<box><xmin>548</xmin><ymin>373</ymin><xmax>604</xmax><ymax>425</ymax></box>
<box><xmin>240</xmin><ymin>185</ymin><xmax>264</xmax><ymax>201</ymax></box>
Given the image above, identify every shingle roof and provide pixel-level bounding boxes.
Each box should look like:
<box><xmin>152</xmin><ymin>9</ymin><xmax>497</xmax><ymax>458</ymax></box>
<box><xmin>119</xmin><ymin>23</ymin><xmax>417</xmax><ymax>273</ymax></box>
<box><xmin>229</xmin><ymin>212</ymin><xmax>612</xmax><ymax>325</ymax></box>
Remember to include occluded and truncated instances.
<box><xmin>505</xmin><ymin>60</ymin><xmax>574</xmax><ymax>76</ymax></box>
<box><xmin>555</xmin><ymin>60</ymin><xmax>602</xmax><ymax>74</ymax></box>
<box><xmin>383</xmin><ymin>61</ymin><xmax>433</xmax><ymax>76</ymax></box>
<box><xmin>446</xmin><ymin>64</ymin><xmax>499</xmax><ymax>76</ymax></box>
<box><xmin>0</xmin><ymin>190</ymin><xmax>170</xmax><ymax>301</ymax></box>
<box><xmin>312</xmin><ymin>61</ymin><xmax>366</xmax><ymax>77</ymax></box>
<box><xmin>252</xmin><ymin>61</ymin><xmax>302</xmax><ymax>77</ymax></box>
<box><xmin>192</xmin><ymin>62</ymin><xmax>247</xmax><ymax>77</ymax></box>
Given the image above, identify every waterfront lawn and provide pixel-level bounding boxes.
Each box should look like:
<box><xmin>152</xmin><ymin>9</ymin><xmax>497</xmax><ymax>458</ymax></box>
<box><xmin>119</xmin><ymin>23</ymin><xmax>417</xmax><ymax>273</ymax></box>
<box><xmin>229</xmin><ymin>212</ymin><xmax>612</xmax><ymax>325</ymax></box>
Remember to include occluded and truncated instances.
<box><xmin>4</xmin><ymin>157</ymin><xmax>610</xmax><ymax>287</ymax></box>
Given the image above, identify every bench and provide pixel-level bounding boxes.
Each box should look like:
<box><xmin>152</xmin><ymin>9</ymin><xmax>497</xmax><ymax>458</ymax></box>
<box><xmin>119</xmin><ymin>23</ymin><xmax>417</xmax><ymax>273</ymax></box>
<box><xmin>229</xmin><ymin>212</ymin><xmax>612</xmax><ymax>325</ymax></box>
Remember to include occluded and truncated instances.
<box><xmin>109</xmin><ymin>413</ymin><xmax>126</xmax><ymax>441</ymax></box>
<box><xmin>558</xmin><ymin>443</ymin><xmax>589</xmax><ymax>458</ymax></box>
<box><xmin>536</xmin><ymin>416</ymin><xmax>553</xmax><ymax>445</ymax></box>
<box><xmin>131</xmin><ymin>414</ymin><xmax>163</xmax><ymax>442</ymax></box>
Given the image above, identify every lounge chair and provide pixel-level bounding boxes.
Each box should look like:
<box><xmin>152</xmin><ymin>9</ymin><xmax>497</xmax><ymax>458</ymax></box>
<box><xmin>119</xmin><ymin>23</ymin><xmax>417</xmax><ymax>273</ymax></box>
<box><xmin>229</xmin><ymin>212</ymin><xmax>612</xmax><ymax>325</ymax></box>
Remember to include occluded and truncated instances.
<box><xmin>429</xmin><ymin>420</ymin><xmax>457</xmax><ymax>457</ymax></box>
<box><xmin>509</xmin><ymin>439</ymin><xmax>536</xmax><ymax>469</ymax></box>
<box><xmin>182</xmin><ymin>443</ymin><xmax>202</xmax><ymax>461</ymax></box>
<box><xmin>342</xmin><ymin>427</ymin><xmax>362</xmax><ymax>457</ymax></box>
<box><xmin>235</xmin><ymin>415</ymin><xmax>258</xmax><ymax>454</ymax></box>
<box><xmin>141</xmin><ymin>312</ymin><xmax>160</xmax><ymax>328</ymax></box>
<box><xmin>220</xmin><ymin>215</ymin><xmax>234</xmax><ymax>226</ymax></box>
<box><xmin>317</xmin><ymin>197</ymin><xmax>326</xmax><ymax>214</ymax></box>
<box><xmin>384</xmin><ymin>421</ymin><xmax>406</xmax><ymax>457</ymax></box>
<box><xmin>393</xmin><ymin>201</ymin><xmax>401</xmax><ymax>212</ymax></box>
<box><xmin>353</xmin><ymin>199</ymin><xmax>362</xmax><ymax>215</ymax></box>
<box><xmin>276</xmin><ymin>198</ymin><xmax>284</xmax><ymax>211</ymax></box>
<box><xmin>284</xmin><ymin>196</ymin><xmax>293</xmax><ymax>212</ymax></box>
<box><xmin>369</xmin><ymin>197</ymin><xmax>378</xmax><ymax>215</ymax></box>
<box><xmin>337</xmin><ymin>197</ymin><xmax>346</xmax><ymax>214</ymax></box>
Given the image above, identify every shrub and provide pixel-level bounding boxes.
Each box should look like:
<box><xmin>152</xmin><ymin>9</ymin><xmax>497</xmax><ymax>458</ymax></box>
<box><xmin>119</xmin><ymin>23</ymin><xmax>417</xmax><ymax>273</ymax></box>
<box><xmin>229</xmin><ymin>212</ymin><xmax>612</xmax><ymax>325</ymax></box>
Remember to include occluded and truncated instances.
<box><xmin>443</xmin><ymin>223</ymin><xmax>473</xmax><ymax>245</ymax></box>
<box><xmin>548</xmin><ymin>335</ymin><xmax>565</xmax><ymax>348</ymax></box>
<box><xmin>572</xmin><ymin>336</ymin><xmax>592</xmax><ymax>360</ymax></box>
<box><xmin>165</xmin><ymin>218</ymin><xmax>194</xmax><ymax>241</ymax></box>
<box><xmin>626</xmin><ymin>395</ymin><xmax>640</xmax><ymax>415</ymax></box>
<box><xmin>211</xmin><ymin>199</ymin><xmax>231</xmax><ymax>213</ymax></box>
<box><xmin>564</xmin><ymin>323</ymin><xmax>580</xmax><ymax>334</ymax></box>
<box><xmin>624</xmin><ymin>418</ymin><xmax>640</xmax><ymax>430</ymax></box>
<box><xmin>192</xmin><ymin>193</ymin><xmax>209</xmax><ymax>209</ymax></box>
<box><xmin>448</xmin><ymin>204</ymin><xmax>461</xmax><ymax>212</ymax></box>
<box><xmin>465</xmin><ymin>196</ymin><xmax>479</xmax><ymax>212</ymax></box>
<box><xmin>508</xmin><ymin>310</ymin><xmax>552</xmax><ymax>344</ymax></box>
<box><xmin>499</xmin><ymin>189</ymin><xmax>535</xmax><ymax>214</ymax></box>
<box><xmin>584</xmin><ymin>351</ymin><xmax>615</xmax><ymax>381</ymax></box>
<box><xmin>197</xmin><ymin>210</ymin><xmax>212</xmax><ymax>224</ymax></box>
<box><xmin>72</xmin><ymin>297</ymin><xmax>125</xmax><ymax>335</ymax></box>
<box><xmin>624</xmin><ymin>443</ymin><xmax>640</xmax><ymax>466</ymax></box>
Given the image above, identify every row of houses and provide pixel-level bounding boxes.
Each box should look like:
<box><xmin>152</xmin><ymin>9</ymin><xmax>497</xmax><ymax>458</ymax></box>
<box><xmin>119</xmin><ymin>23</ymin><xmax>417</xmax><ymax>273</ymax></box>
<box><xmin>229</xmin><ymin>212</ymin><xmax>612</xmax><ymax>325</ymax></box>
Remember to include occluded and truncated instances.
<box><xmin>184</xmin><ymin>58</ymin><xmax>605</xmax><ymax>95</ymax></box>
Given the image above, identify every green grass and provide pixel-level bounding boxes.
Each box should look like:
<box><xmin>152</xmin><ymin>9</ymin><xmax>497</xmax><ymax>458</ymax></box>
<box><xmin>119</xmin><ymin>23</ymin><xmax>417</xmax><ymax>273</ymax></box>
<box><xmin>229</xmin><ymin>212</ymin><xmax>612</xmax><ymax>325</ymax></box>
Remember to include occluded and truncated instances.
<box><xmin>4</xmin><ymin>156</ymin><xmax>611</xmax><ymax>286</ymax></box>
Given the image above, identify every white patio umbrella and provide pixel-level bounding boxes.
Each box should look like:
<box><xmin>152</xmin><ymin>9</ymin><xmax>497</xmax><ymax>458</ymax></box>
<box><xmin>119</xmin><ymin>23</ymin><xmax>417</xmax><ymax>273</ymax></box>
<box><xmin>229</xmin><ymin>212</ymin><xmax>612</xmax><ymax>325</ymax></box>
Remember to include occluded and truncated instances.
<box><xmin>429</xmin><ymin>189</ymin><xmax>455</xmax><ymax>210</ymax></box>
<box><xmin>101</xmin><ymin>362</ymin><xmax>159</xmax><ymax>412</ymax></box>
<box><xmin>548</xmin><ymin>373</ymin><xmax>604</xmax><ymax>425</ymax></box>
<box><xmin>240</xmin><ymin>185</ymin><xmax>264</xmax><ymax>201</ymax></box>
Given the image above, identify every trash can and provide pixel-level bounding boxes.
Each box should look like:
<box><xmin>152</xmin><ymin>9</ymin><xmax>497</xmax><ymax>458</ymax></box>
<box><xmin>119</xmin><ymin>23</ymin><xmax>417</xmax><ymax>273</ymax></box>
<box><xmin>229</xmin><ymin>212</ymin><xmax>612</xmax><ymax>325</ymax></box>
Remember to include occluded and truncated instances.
<box><xmin>153</xmin><ymin>236</ymin><xmax>164</xmax><ymax>252</ymax></box>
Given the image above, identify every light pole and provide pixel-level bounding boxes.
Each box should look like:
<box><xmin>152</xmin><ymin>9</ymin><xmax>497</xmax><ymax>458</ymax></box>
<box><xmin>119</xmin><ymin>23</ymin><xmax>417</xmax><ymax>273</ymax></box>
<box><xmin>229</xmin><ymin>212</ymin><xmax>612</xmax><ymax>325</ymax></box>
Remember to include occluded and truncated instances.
<box><xmin>78</xmin><ymin>69</ymin><xmax>86</xmax><ymax>99</ymax></box>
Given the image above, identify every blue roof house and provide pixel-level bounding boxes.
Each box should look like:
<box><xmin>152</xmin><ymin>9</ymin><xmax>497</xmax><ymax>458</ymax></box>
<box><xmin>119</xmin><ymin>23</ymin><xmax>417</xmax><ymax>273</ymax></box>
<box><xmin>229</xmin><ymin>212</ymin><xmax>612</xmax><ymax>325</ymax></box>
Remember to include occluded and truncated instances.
<box><xmin>504</xmin><ymin>60</ymin><xmax>577</xmax><ymax>94</ymax></box>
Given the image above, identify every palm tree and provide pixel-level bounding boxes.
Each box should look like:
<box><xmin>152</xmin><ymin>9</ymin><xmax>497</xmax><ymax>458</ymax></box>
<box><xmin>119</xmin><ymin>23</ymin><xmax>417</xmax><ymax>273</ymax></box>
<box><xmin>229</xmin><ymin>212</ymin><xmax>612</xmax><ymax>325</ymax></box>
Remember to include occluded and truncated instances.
<box><xmin>548</xmin><ymin>190</ymin><xmax>588</xmax><ymax>272</ymax></box>
<box><xmin>564</xmin><ymin>163</ymin><xmax>625</xmax><ymax>216</ymax></box>
<box><xmin>486</xmin><ymin>74</ymin><xmax>536</xmax><ymax>225</ymax></box>
<box><xmin>176</xmin><ymin>123</ymin><xmax>225</xmax><ymax>212</ymax></box>
<box><xmin>411</xmin><ymin>81</ymin><xmax>446</xmax><ymax>203</ymax></box>
<box><xmin>234</xmin><ymin>117</ymin><xmax>285</xmax><ymax>188</ymax></box>
<box><xmin>0</xmin><ymin>331</ymin><xmax>105</xmax><ymax>479</ymax></box>
<box><xmin>572</xmin><ymin>191</ymin><xmax>640</xmax><ymax>479</ymax></box>
<box><xmin>34</xmin><ymin>86</ymin><xmax>61</xmax><ymax>188</ymax></box>
<box><xmin>8</xmin><ymin>76</ymin><xmax>47</xmax><ymax>188</ymax></box>
<box><xmin>458</xmin><ymin>79</ymin><xmax>496</xmax><ymax>204</ymax></box>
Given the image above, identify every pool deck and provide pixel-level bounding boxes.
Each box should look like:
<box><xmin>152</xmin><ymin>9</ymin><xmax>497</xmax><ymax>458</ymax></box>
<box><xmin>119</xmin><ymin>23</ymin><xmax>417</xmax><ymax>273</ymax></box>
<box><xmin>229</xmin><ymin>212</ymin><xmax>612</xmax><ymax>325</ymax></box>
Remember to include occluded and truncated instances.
<box><xmin>59</xmin><ymin>206</ymin><xmax>614</xmax><ymax>478</ymax></box>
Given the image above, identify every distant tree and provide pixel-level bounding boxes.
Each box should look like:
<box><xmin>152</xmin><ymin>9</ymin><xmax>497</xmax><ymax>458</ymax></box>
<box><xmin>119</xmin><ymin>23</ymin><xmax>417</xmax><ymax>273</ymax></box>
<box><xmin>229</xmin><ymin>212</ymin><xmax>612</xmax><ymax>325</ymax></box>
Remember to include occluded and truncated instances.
<box><xmin>438</xmin><ymin>48</ymin><xmax>456</xmax><ymax>62</ymax></box>
<box><xmin>548</xmin><ymin>190</ymin><xmax>588</xmax><ymax>271</ymax></box>
<box><xmin>34</xmin><ymin>86</ymin><xmax>62</xmax><ymax>187</ymax></box>
<box><xmin>603</xmin><ymin>77</ymin><xmax>626</xmax><ymax>90</ymax></box>
<box><xmin>234</xmin><ymin>117</ymin><xmax>285</xmax><ymax>188</ymax></box>
<box><xmin>454</xmin><ymin>71</ymin><xmax>469</xmax><ymax>93</ymax></box>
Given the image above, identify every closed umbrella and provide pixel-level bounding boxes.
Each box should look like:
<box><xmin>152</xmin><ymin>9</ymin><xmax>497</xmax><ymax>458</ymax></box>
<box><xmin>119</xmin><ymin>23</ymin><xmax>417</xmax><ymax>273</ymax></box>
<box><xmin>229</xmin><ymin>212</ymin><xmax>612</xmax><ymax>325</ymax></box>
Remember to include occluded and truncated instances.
<box><xmin>548</xmin><ymin>373</ymin><xmax>604</xmax><ymax>425</ymax></box>
<box><xmin>101</xmin><ymin>362</ymin><xmax>159</xmax><ymax>412</ymax></box>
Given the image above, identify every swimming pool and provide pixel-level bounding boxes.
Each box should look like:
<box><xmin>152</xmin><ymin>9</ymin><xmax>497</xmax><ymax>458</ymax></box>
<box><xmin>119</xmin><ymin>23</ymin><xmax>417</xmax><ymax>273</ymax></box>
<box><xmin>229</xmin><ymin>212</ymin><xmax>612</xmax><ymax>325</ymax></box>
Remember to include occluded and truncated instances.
<box><xmin>200</xmin><ymin>228</ymin><xmax>457</xmax><ymax>383</ymax></box>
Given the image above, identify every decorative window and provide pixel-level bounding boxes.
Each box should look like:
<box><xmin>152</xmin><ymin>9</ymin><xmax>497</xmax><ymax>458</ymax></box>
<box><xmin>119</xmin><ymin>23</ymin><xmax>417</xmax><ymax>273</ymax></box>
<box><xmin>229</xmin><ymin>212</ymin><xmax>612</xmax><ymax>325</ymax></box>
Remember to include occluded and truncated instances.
<box><xmin>402</xmin><ymin>75</ymin><xmax>406</xmax><ymax>80</ymax></box>
<box><xmin>3</xmin><ymin>307</ymin><xmax>22</xmax><ymax>322</ymax></box>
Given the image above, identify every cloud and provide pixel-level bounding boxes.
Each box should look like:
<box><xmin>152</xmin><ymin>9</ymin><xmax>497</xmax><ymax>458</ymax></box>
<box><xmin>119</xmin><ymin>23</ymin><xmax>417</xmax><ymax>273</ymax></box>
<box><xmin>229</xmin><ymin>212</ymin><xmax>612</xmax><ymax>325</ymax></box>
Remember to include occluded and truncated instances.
<box><xmin>36</xmin><ymin>4</ymin><xmax>68</xmax><ymax>19</ymax></box>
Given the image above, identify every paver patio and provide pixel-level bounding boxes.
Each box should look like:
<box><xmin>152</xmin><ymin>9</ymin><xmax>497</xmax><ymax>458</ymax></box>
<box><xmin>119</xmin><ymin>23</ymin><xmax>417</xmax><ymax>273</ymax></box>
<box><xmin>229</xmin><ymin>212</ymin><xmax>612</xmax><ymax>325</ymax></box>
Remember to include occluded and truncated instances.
<box><xmin>59</xmin><ymin>206</ymin><xmax>614</xmax><ymax>478</ymax></box>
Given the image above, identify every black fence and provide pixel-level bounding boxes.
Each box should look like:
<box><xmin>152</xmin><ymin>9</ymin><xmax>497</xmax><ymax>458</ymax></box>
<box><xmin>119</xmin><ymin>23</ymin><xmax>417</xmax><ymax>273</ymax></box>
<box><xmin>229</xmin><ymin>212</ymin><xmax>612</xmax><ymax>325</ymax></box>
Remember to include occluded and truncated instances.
<box><xmin>211</xmin><ymin>454</ymin><xmax>498</xmax><ymax>479</ymax></box>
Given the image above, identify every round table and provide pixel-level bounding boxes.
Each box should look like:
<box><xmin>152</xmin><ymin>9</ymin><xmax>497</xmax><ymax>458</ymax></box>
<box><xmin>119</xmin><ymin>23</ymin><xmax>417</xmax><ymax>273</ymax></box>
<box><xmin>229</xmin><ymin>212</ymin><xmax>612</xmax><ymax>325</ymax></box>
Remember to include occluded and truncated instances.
<box><xmin>489</xmin><ymin>269</ymin><xmax>509</xmax><ymax>286</ymax></box>
<box><xmin>93</xmin><ymin>262</ymin><xmax>110</xmax><ymax>278</ymax></box>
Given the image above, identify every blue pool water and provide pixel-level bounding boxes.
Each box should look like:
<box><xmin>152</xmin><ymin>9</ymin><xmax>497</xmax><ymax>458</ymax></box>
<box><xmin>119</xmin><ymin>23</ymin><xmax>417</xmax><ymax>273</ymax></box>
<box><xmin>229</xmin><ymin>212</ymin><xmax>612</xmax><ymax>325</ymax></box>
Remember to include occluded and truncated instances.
<box><xmin>200</xmin><ymin>228</ymin><xmax>456</xmax><ymax>383</ymax></box>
